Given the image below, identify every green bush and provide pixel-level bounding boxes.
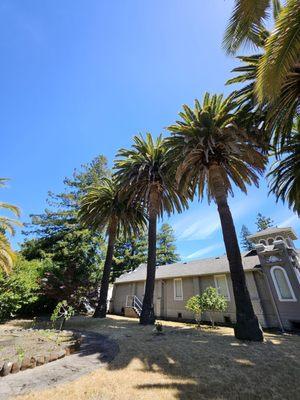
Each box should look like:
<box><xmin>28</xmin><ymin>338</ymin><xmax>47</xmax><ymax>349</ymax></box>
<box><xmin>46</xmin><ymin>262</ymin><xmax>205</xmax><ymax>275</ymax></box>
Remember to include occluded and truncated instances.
<box><xmin>186</xmin><ymin>287</ymin><xmax>227</xmax><ymax>328</ymax></box>
<box><xmin>198</xmin><ymin>287</ymin><xmax>227</xmax><ymax>328</ymax></box>
<box><xmin>0</xmin><ymin>256</ymin><xmax>49</xmax><ymax>322</ymax></box>
<box><xmin>186</xmin><ymin>295</ymin><xmax>202</xmax><ymax>326</ymax></box>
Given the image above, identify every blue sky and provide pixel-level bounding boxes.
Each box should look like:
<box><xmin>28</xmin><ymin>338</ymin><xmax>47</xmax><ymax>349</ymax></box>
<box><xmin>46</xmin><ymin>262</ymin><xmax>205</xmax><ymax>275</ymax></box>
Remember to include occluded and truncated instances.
<box><xmin>0</xmin><ymin>0</ymin><xmax>299</xmax><ymax>258</ymax></box>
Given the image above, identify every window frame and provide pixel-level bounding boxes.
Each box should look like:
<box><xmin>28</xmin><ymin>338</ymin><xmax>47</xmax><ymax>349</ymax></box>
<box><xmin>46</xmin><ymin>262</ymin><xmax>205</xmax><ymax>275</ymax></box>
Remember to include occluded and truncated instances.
<box><xmin>214</xmin><ymin>274</ymin><xmax>230</xmax><ymax>301</ymax></box>
<box><xmin>173</xmin><ymin>278</ymin><xmax>183</xmax><ymax>301</ymax></box>
<box><xmin>270</xmin><ymin>266</ymin><xmax>297</xmax><ymax>302</ymax></box>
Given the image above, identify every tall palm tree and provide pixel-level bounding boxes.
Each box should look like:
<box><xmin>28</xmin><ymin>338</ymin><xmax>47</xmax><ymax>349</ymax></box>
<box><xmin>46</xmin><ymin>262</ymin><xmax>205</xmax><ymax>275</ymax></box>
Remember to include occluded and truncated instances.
<box><xmin>268</xmin><ymin>117</ymin><xmax>300</xmax><ymax>215</ymax></box>
<box><xmin>114</xmin><ymin>134</ymin><xmax>189</xmax><ymax>325</ymax></box>
<box><xmin>167</xmin><ymin>93</ymin><xmax>267</xmax><ymax>341</ymax></box>
<box><xmin>224</xmin><ymin>0</ymin><xmax>300</xmax><ymax>105</ymax></box>
<box><xmin>0</xmin><ymin>178</ymin><xmax>21</xmax><ymax>274</ymax></box>
<box><xmin>79</xmin><ymin>178</ymin><xmax>146</xmax><ymax>318</ymax></box>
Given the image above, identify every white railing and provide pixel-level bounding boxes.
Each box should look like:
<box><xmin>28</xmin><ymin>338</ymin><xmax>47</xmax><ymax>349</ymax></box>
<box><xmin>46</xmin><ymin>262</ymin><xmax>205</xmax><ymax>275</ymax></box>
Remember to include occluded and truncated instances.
<box><xmin>126</xmin><ymin>295</ymin><xmax>142</xmax><ymax>315</ymax></box>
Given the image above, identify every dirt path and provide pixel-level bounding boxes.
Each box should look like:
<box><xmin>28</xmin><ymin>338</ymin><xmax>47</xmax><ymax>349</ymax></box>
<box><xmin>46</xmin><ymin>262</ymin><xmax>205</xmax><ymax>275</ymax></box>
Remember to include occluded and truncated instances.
<box><xmin>0</xmin><ymin>331</ymin><xmax>119</xmax><ymax>400</ymax></box>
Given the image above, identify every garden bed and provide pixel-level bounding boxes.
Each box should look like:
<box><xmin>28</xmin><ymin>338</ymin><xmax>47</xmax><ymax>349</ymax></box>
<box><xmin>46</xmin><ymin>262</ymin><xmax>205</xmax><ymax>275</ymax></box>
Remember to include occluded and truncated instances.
<box><xmin>0</xmin><ymin>328</ymin><xmax>81</xmax><ymax>377</ymax></box>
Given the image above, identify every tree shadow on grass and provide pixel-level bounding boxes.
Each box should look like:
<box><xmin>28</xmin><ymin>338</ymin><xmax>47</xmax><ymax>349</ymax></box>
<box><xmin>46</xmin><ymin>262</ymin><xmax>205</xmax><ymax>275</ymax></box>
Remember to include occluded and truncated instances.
<box><xmin>66</xmin><ymin>316</ymin><xmax>300</xmax><ymax>400</ymax></box>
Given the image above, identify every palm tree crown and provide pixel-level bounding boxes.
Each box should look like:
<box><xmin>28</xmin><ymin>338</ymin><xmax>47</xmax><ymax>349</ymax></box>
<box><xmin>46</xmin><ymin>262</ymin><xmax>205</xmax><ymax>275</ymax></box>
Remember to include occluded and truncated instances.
<box><xmin>114</xmin><ymin>133</ymin><xmax>188</xmax><ymax>216</ymax></box>
<box><xmin>79</xmin><ymin>177</ymin><xmax>146</xmax><ymax>238</ymax></box>
<box><xmin>224</xmin><ymin>0</ymin><xmax>300</xmax><ymax>104</ymax></box>
<box><xmin>0</xmin><ymin>178</ymin><xmax>21</xmax><ymax>274</ymax></box>
<box><xmin>167</xmin><ymin>93</ymin><xmax>267</xmax><ymax>200</ymax></box>
<box><xmin>268</xmin><ymin>117</ymin><xmax>300</xmax><ymax>215</ymax></box>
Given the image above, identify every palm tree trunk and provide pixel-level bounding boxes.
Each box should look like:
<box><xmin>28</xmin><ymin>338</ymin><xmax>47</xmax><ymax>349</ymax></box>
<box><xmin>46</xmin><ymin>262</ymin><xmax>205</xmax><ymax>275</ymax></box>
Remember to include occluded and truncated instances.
<box><xmin>93</xmin><ymin>223</ymin><xmax>117</xmax><ymax>318</ymax></box>
<box><xmin>211</xmin><ymin>166</ymin><xmax>263</xmax><ymax>341</ymax></box>
<box><xmin>140</xmin><ymin>202</ymin><xmax>157</xmax><ymax>325</ymax></box>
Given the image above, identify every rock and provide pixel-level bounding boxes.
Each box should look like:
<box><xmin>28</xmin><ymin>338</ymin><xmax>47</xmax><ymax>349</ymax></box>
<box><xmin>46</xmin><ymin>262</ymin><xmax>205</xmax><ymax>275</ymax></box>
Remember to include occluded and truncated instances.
<box><xmin>0</xmin><ymin>362</ymin><xmax>4</xmax><ymax>376</ymax></box>
<box><xmin>64</xmin><ymin>347</ymin><xmax>71</xmax><ymax>356</ymax></box>
<box><xmin>11</xmin><ymin>361</ymin><xmax>21</xmax><ymax>374</ymax></box>
<box><xmin>44</xmin><ymin>354</ymin><xmax>50</xmax><ymax>364</ymax></box>
<box><xmin>57</xmin><ymin>350</ymin><xmax>65</xmax><ymax>359</ymax></box>
<box><xmin>21</xmin><ymin>357</ymin><xmax>31</xmax><ymax>371</ymax></box>
<box><xmin>2</xmin><ymin>362</ymin><xmax>13</xmax><ymax>376</ymax></box>
<box><xmin>49</xmin><ymin>353</ymin><xmax>58</xmax><ymax>362</ymax></box>
<box><xmin>29</xmin><ymin>357</ymin><xmax>36</xmax><ymax>368</ymax></box>
<box><xmin>36</xmin><ymin>355</ymin><xmax>45</xmax><ymax>366</ymax></box>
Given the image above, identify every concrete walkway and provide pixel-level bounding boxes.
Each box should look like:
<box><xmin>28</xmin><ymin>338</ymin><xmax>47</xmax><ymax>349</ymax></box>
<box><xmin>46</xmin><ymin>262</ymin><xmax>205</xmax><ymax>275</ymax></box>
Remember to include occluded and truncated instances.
<box><xmin>0</xmin><ymin>331</ymin><xmax>119</xmax><ymax>399</ymax></box>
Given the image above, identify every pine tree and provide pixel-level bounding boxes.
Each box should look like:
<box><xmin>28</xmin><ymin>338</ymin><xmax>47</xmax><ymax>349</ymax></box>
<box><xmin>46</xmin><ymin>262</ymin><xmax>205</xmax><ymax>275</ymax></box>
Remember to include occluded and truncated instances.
<box><xmin>255</xmin><ymin>213</ymin><xmax>274</xmax><ymax>232</ymax></box>
<box><xmin>111</xmin><ymin>233</ymin><xmax>148</xmax><ymax>282</ymax></box>
<box><xmin>156</xmin><ymin>223</ymin><xmax>180</xmax><ymax>266</ymax></box>
<box><xmin>21</xmin><ymin>155</ymin><xmax>109</xmax><ymax>306</ymax></box>
<box><xmin>240</xmin><ymin>225</ymin><xmax>253</xmax><ymax>251</ymax></box>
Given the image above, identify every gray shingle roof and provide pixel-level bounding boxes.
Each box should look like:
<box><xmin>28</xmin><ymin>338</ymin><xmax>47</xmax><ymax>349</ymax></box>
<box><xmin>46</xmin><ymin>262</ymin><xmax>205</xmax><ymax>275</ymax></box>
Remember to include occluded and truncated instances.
<box><xmin>247</xmin><ymin>227</ymin><xmax>297</xmax><ymax>240</ymax></box>
<box><xmin>115</xmin><ymin>252</ymin><xmax>261</xmax><ymax>283</ymax></box>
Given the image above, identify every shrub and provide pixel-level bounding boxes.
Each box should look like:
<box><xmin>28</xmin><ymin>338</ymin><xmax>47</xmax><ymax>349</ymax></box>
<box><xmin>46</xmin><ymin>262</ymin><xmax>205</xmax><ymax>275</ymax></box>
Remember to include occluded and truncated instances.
<box><xmin>198</xmin><ymin>287</ymin><xmax>227</xmax><ymax>328</ymax></box>
<box><xmin>186</xmin><ymin>295</ymin><xmax>202</xmax><ymax>326</ymax></box>
<box><xmin>0</xmin><ymin>256</ymin><xmax>48</xmax><ymax>322</ymax></box>
<box><xmin>51</xmin><ymin>300</ymin><xmax>75</xmax><ymax>330</ymax></box>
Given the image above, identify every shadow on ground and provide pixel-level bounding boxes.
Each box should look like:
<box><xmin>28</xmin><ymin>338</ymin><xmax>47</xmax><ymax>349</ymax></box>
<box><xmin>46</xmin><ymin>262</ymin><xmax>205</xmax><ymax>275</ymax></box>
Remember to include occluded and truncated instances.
<box><xmin>60</xmin><ymin>315</ymin><xmax>300</xmax><ymax>400</ymax></box>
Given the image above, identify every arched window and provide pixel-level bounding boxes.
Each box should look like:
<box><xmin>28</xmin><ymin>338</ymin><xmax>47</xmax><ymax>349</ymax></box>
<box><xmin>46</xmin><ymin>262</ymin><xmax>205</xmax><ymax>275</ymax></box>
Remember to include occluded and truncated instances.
<box><xmin>275</xmin><ymin>236</ymin><xmax>284</xmax><ymax>242</ymax></box>
<box><xmin>259</xmin><ymin>239</ymin><xmax>267</xmax><ymax>245</ymax></box>
<box><xmin>267</xmin><ymin>238</ymin><xmax>274</xmax><ymax>245</ymax></box>
<box><xmin>270</xmin><ymin>266</ymin><xmax>297</xmax><ymax>302</ymax></box>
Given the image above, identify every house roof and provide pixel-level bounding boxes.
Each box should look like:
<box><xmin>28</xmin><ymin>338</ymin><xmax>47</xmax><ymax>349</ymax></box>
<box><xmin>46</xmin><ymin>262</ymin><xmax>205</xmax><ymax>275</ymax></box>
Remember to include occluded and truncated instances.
<box><xmin>247</xmin><ymin>227</ymin><xmax>297</xmax><ymax>240</ymax></box>
<box><xmin>115</xmin><ymin>252</ymin><xmax>261</xmax><ymax>284</ymax></box>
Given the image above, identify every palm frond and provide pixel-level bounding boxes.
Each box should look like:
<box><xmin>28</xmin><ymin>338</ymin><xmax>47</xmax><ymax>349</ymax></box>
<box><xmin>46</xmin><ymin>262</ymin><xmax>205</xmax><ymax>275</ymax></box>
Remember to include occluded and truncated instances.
<box><xmin>256</xmin><ymin>0</ymin><xmax>300</xmax><ymax>101</ymax></box>
<box><xmin>223</xmin><ymin>0</ymin><xmax>271</xmax><ymax>54</ymax></box>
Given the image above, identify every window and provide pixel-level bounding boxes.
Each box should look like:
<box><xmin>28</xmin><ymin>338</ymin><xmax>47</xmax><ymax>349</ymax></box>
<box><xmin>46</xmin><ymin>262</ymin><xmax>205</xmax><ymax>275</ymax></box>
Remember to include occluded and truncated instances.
<box><xmin>267</xmin><ymin>238</ymin><xmax>274</xmax><ymax>245</ymax></box>
<box><xmin>275</xmin><ymin>236</ymin><xmax>284</xmax><ymax>242</ymax></box>
<box><xmin>174</xmin><ymin>278</ymin><xmax>183</xmax><ymax>300</ymax></box>
<box><xmin>270</xmin><ymin>266</ymin><xmax>297</xmax><ymax>302</ymax></box>
<box><xmin>259</xmin><ymin>239</ymin><xmax>267</xmax><ymax>245</ymax></box>
<box><xmin>295</xmin><ymin>268</ymin><xmax>300</xmax><ymax>285</ymax></box>
<box><xmin>214</xmin><ymin>275</ymin><xmax>230</xmax><ymax>300</ymax></box>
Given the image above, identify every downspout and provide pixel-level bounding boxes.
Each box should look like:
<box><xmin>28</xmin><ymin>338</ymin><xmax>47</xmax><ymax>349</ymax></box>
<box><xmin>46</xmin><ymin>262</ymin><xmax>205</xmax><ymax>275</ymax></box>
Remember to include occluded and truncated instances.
<box><xmin>257</xmin><ymin>269</ymin><xmax>285</xmax><ymax>333</ymax></box>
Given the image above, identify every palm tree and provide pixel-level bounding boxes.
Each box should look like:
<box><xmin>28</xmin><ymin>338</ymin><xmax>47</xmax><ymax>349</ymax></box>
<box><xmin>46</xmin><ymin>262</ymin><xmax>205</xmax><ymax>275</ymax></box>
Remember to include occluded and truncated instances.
<box><xmin>224</xmin><ymin>0</ymin><xmax>300</xmax><ymax>106</ymax></box>
<box><xmin>268</xmin><ymin>117</ymin><xmax>300</xmax><ymax>215</ymax></box>
<box><xmin>167</xmin><ymin>93</ymin><xmax>267</xmax><ymax>341</ymax></box>
<box><xmin>0</xmin><ymin>178</ymin><xmax>21</xmax><ymax>274</ymax></box>
<box><xmin>79</xmin><ymin>178</ymin><xmax>146</xmax><ymax>318</ymax></box>
<box><xmin>114</xmin><ymin>134</ymin><xmax>189</xmax><ymax>325</ymax></box>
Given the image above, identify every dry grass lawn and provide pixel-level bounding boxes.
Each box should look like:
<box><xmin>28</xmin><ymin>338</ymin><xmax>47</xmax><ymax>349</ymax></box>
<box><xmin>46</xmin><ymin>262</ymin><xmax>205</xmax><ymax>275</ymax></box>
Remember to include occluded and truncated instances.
<box><xmin>4</xmin><ymin>315</ymin><xmax>300</xmax><ymax>400</ymax></box>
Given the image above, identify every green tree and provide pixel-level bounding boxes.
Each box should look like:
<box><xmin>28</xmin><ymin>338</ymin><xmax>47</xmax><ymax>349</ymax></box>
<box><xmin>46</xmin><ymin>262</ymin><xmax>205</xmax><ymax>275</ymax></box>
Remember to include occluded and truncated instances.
<box><xmin>268</xmin><ymin>117</ymin><xmax>300</xmax><ymax>216</ymax></box>
<box><xmin>115</xmin><ymin>133</ymin><xmax>189</xmax><ymax>325</ymax></box>
<box><xmin>0</xmin><ymin>256</ymin><xmax>48</xmax><ymax>321</ymax></box>
<box><xmin>167</xmin><ymin>93</ymin><xmax>266</xmax><ymax>341</ymax></box>
<box><xmin>21</xmin><ymin>156</ymin><xmax>109</xmax><ymax>307</ymax></box>
<box><xmin>240</xmin><ymin>225</ymin><xmax>254</xmax><ymax>251</ymax></box>
<box><xmin>156</xmin><ymin>223</ymin><xmax>180</xmax><ymax>265</ymax></box>
<box><xmin>255</xmin><ymin>213</ymin><xmax>274</xmax><ymax>231</ymax></box>
<box><xmin>198</xmin><ymin>287</ymin><xmax>227</xmax><ymax>328</ymax></box>
<box><xmin>111</xmin><ymin>232</ymin><xmax>147</xmax><ymax>282</ymax></box>
<box><xmin>79</xmin><ymin>178</ymin><xmax>146</xmax><ymax>318</ymax></box>
<box><xmin>185</xmin><ymin>295</ymin><xmax>202</xmax><ymax>326</ymax></box>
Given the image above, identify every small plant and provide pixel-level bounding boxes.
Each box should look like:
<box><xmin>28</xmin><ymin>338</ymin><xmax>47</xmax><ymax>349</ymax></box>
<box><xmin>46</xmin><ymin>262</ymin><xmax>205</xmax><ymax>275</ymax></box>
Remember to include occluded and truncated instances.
<box><xmin>51</xmin><ymin>300</ymin><xmax>75</xmax><ymax>331</ymax></box>
<box><xmin>153</xmin><ymin>322</ymin><xmax>163</xmax><ymax>334</ymax></box>
<box><xmin>186</xmin><ymin>295</ymin><xmax>202</xmax><ymax>327</ymax></box>
<box><xmin>16</xmin><ymin>346</ymin><xmax>25</xmax><ymax>362</ymax></box>
<box><xmin>198</xmin><ymin>287</ymin><xmax>227</xmax><ymax>328</ymax></box>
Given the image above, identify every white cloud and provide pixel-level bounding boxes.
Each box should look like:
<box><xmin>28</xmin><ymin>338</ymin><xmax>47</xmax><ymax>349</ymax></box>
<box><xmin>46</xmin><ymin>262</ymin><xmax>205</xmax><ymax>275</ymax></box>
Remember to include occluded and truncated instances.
<box><xmin>173</xmin><ymin>196</ymin><xmax>257</xmax><ymax>241</ymax></box>
<box><xmin>278</xmin><ymin>214</ymin><xmax>299</xmax><ymax>228</ymax></box>
<box><xmin>186</xmin><ymin>243</ymin><xmax>223</xmax><ymax>259</ymax></box>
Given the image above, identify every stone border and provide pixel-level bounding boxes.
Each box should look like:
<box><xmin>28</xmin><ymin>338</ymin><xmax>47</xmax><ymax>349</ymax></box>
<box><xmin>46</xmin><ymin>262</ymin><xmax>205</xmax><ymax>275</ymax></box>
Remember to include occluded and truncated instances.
<box><xmin>0</xmin><ymin>329</ymin><xmax>82</xmax><ymax>377</ymax></box>
<box><xmin>0</xmin><ymin>331</ymin><xmax>119</xmax><ymax>399</ymax></box>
